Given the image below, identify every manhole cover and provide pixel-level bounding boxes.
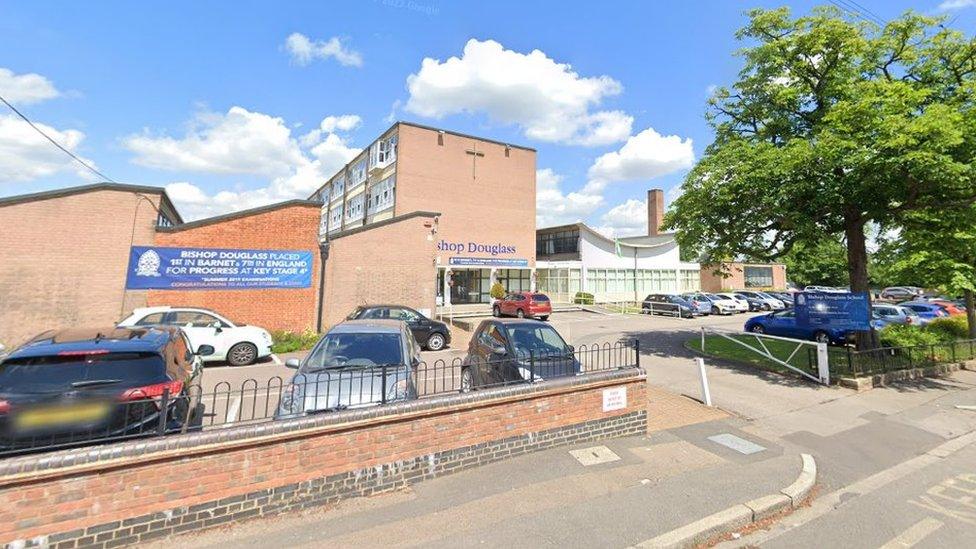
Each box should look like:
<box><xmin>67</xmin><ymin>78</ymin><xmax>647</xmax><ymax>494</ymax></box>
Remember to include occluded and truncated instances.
<box><xmin>707</xmin><ymin>433</ymin><xmax>766</xmax><ymax>455</ymax></box>
<box><xmin>569</xmin><ymin>445</ymin><xmax>621</xmax><ymax>466</ymax></box>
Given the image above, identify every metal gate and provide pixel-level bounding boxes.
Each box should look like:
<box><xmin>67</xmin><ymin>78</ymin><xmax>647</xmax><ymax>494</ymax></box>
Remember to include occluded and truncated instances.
<box><xmin>699</xmin><ymin>327</ymin><xmax>831</xmax><ymax>385</ymax></box>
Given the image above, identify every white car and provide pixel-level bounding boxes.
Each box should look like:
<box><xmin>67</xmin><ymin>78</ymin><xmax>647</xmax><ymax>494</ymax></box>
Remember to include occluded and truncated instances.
<box><xmin>702</xmin><ymin>293</ymin><xmax>738</xmax><ymax>315</ymax></box>
<box><xmin>714</xmin><ymin>293</ymin><xmax>750</xmax><ymax>313</ymax></box>
<box><xmin>735</xmin><ymin>291</ymin><xmax>785</xmax><ymax>311</ymax></box>
<box><xmin>118</xmin><ymin>306</ymin><xmax>273</xmax><ymax>366</ymax></box>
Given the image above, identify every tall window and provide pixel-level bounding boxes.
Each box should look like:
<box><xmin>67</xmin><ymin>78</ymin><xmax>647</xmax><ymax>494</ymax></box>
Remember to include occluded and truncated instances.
<box><xmin>316</xmin><ymin>184</ymin><xmax>331</xmax><ymax>203</ymax></box>
<box><xmin>330</xmin><ymin>174</ymin><xmax>345</xmax><ymax>201</ymax></box>
<box><xmin>536</xmin><ymin>229</ymin><xmax>580</xmax><ymax>255</ymax></box>
<box><xmin>744</xmin><ymin>266</ymin><xmax>774</xmax><ymax>288</ymax></box>
<box><xmin>346</xmin><ymin>194</ymin><xmax>365</xmax><ymax>222</ymax></box>
<box><xmin>349</xmin><ymin>157</ymin><xmax>367</xmax><ymax>188</ymax></box>
<box><xmin>319</xmin><ymin>206</ymin><xmax>329</xmax><ymax>236</ymax></box>
<box><xmin>368</xmin><ymin>175</ymin><xmax>396</xmax><ymax>214</ymax></box>
<box><xmin>370</xmin><ymin>134</ymin><xmax>398</xmax><ymax>167</ymax></box>
<box><xmin>156</xmin><ymin>212</ymin><xmax>174</xmax><ymax>228</ymax></box>
<box><xmin>328</xmin><ymin>204</ymin><xmax>343</xmax><ymax>231</ymax></box>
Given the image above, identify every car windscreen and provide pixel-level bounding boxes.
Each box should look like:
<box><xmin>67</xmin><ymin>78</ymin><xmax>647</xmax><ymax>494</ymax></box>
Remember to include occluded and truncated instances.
<box><xmin>505</xmin><ymin>324</ymin><xmax>570</xmax><ymax>358</ymax></box>
<box><xmin>0</xmin><ymin>352</ymin><xmax>166</xmax><ymax>393</ymax></box>
<box><xmin>303</xmin><ymin>332</ymin><xmax>403</xmax><ymax>370</ymax></box>
<box><xmin>345</xmin><ymin>307</ymin><xmax>366</xmax><ymax>320</ymax></box>
<box><xmin>531</xmin><ymin>294</ymin><xmax>550</xmax><ymax>302</ymax></box>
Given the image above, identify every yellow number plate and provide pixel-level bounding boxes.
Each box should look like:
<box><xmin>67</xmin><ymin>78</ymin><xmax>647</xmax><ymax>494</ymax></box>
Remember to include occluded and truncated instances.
<box><xmin>15</xmin><ymin>402</ymin><xmax>111</xmax><ymax>430</ymax></box>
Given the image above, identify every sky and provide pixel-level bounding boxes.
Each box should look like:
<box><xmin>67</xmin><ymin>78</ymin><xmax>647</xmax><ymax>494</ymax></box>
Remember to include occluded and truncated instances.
<box><xmin>1</xmin><ymin>0</ymin><xmax>973</xmax><ymax>236</ymax></box>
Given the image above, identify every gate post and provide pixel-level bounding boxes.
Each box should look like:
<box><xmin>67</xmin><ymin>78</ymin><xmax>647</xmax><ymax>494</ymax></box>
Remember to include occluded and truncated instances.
<box><xmin>816</xmin><ymin>342</ymin><xmax>830</xmax><ymax>385</ymax></box>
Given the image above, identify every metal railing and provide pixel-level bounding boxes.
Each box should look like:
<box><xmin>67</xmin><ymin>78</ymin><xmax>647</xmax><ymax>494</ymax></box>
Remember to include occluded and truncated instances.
<box><xmin>0</xmin><ymin>341</ymin><xmax>639</xmax><ymax>458</ymax></box>
<box><xmin>844</xmin><ymin>339</ymin><xmax>976</xmax><ymax>376</ymax></box>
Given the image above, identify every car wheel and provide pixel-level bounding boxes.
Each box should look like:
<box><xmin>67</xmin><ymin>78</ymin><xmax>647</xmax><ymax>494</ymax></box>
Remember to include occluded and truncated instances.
<box><xmin>492</xmin><ymin>305</ymin><xmax>501</xmax><ymax>317</ymax></box>
<box><xmin>762</xmin><ymin>303</ymin><xmax>771</xmax><ymax>311</ymax></box>
<box><xmin>227</xmin><ymin>342</ymin><xmax>258</xmax><ymax>366</ymax></box>
<box><xmin>460</xmin><ymin>367</ymin><xmax>474</xmax><ymax>393</ymax></box>
<box><xmin>426</xmin><ymin>332</ymin><xmax>446</xmax><ymax>352</ymax></box>
<box><xmin>711</xmin><ymin>306</ymin><xmax>720</xmax><ymax>315</ymax></box>
<box><xmin>539</xmin><ymin>315</ymin><xmax>549</xmax><ymax>321</ymax></box>
<box><xmin>814</xmin><ymin>331</ymin><xmax>830</xmax><ymax>344</ymax></box>
<box><xmin>750</xmin><ymin>325</ymin><xmax>765</xmax><ymax>334</ymax></box>
<box><xmin>516</xmin><ymin>309</ymin><xmax>525</xmax><ymax>318</ymax></box>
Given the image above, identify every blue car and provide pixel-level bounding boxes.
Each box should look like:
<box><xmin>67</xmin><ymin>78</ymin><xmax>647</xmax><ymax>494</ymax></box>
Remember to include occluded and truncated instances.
<box><xmin>897</xmin><ymin>301</ymin><xmax>949</xmax><ymax>323</ymax></box>
<box><xmin>743</xmin><ymin>310</ymin><xmax>852</xmax><ymax>345</ymax></box>
<box><xmin>680</xmin><ymin>293</ymin><xmax>713</xmax><ymax>316</ymax></box>
<box><xmin>871</xmin><ymin>304</ymin><xmax>922</xmax><ymax>328</ymax></box>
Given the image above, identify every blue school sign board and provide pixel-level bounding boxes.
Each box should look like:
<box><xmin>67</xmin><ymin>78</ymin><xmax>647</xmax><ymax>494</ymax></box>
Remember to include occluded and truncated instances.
<box><xmin>125</xmin><ymin>246</ymin><xmax>313</xmax><ymax>290</ymax></box>
<box><xmin>794</xmin><ymin>292</ymin><xmax>871</xmax><ymax>331</ymax></box>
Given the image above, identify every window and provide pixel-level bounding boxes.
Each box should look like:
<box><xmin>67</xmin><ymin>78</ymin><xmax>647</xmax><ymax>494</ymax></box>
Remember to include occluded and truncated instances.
<box><xmin>329</xmin><ymin>205</ymin><xmax>343</xmax><ymax>231</ymax></box>
<box><xmin>371</xmin><ymin>134</ymin><xmax>398</xmax><ymax>167</ymax></box>
<box><xmin>680</xmin><ymin>270</ymin><xmax>701</xmax><ymax>292</ymax></box>
<box><xmin>135</xmin><ymin>312</ymin><xmax>166</xmax><ymax>326</ymax></box>
<box><xmin>330</xmin><ymin>174</ymin><xmax>345</xmax><ymax>201</ymax></box>
<box><xmin>170</xmin><ymin>311</ymin><xmax>223</xmax><ymax>328</ymax></box>
<box><xmin>368</xmin><ymin>175</ymin><xmax>396</xmax><ymax>214</ymax></box>
<box><xmin>535</xmin><ymin>269</ymin><xmax>581</xmax><ymax>302</ymax></box>
<box><xmin>156</xmin><ymin>212</ymin><xmax>174</xmax><ymax>228</ymax></box>
<box><xmin>346</xmin><ymin>194</ymin><xmax>365</xmax><ymax>221</ymax></box>
<box><xmin>536</xmin><ymin>229</ymin><xmax>579</xmax><ymax>256</ymax></box>
<box><xmin>349</xmin><ymin>157</ymin><xmax>367</xmax><ymax>188</ymax></box>
<box><xmin>744</xmin><ymin>266</ymin><xmax>774</xmax><ymax>288</ymax></box>
<box><xmin>318</xmin><ymin>184</ymin><xmax>331</xmax><ymax>202</ymax></box>
<box><xmin>389</xmin><ymin>308</ymin><xmax>420</xmax><ymax>322</ymax></box>
<box><xmin>319</xmin><ymin>206</ymin><xmax>329</xmax><ymax>236</ymax></box>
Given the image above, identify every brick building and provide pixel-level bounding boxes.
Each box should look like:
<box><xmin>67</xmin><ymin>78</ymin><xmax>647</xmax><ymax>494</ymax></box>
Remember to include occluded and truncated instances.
<box><xmin>0</xmin><ymin>122</ymin><xmax>536</xmax><ymax>345</ymax></box>
<box><xmin>0</xmin><ymin>184</ymin><xmax>181</xmax><ymax>347</ymax></box>
<box><xmin>699</xmin><ymin>262</ymin><xmax>788</xmax><ymax>292</ymax></box>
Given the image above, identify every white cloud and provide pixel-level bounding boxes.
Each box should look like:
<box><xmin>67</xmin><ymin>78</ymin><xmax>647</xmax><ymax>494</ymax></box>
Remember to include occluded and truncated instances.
<box><xmin>940</xmin><ymin>0</ymin><xmax>976</xmax><ymax>10</ymax></box>
<box><xmin>124</xmin><ymin>106</ymin><xmax>308</xmax><ymax>177</ymax></box>
<box><xmin>284</xmin><ymin>33</ymin><xmax>363</xmax><ymax>67</ymax></box>
<box><xmin>586</xmin><ymin>127</ymin><xmax>695</xmax><ymax>190</ymax></box>
<box><xmin>132</xmin><ymin>108</ymin><xmax>361</xmax><ymax>220</ymax></box>
<box><xmin>0</xmin><ymin>115</ymin><xmax>95</xmax><ymax>183</ymax></box>
<box><xmin>536</xmin><ymin>168</ymin><xmax>603</xmax><ymax>228</ymax></box>
<box><xmin>0</xmin><ymin>67</ymin><xmax>60</xmax><ymax>105</ymax></box>
<box><xmin>405</xmin><ymin>39</ymin><xmax>632</xmax><ymax>146</ymax></box>
<box><xmin>597</xmin><ymin>199</ymin><xmax>648</xmax><ymax>238</ymax></box>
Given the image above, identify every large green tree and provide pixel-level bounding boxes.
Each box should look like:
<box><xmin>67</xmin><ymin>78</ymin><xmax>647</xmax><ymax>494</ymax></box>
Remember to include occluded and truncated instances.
<box><xmin>665</xmin><ymin>6</ymin><xmax>976</xmax><ymax>347</ymax></box>
<box><xmin>779</xmin><ymin>238</ymin><xmax>849</xmax><ymax>288</ymax></box>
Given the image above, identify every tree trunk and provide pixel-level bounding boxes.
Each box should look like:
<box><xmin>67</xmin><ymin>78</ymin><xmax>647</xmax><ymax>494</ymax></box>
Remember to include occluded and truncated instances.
<box><xmin>844</xmin><ymin>209</ymin><xmax>878</xmax><ymax>349</ymax></box>
<box><xmin>965</xmin><ymin>289</ymin><xmax>976</xmax><ymax>340</ymax></box>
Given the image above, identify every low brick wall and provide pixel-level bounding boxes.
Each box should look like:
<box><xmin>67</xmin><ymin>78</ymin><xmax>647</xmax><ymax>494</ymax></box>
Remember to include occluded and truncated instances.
<box><xmin>0</xmin><ymin>369</ymin><xmax>645</xmax><ymax>548</ymax></box>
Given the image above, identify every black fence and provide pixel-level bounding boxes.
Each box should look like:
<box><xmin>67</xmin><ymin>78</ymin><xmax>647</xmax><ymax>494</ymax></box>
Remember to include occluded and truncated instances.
<box><xmin>843</xmin><ymin>339</ymin><xmax>976</xmax><ymax>376</ymax></box>
<box><xmin>0</xmin><ymin>341</ymin><xmax>640</xmax><ymax>458</ymax></box>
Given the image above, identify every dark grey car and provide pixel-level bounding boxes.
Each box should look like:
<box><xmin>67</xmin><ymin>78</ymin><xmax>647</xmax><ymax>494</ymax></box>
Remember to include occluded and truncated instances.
<box><xmin>275</xmin><ymin>320</ymin><xmax>419</xmax><ymax>418</ymax></box>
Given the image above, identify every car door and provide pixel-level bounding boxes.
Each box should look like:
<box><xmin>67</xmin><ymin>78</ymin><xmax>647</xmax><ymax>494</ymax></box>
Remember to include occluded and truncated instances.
<box><xmin>166</xmin><ymin>311</ymin><xmax>233</xmax><ymax>360</ymax></box>
<box><xmin>389</xmin><ymin>307</ymin><xmax>428</xmax><ymax>345</ymax></box>
<box><xmin>479</xmin><ymin>323</ymin><xmax>514</xmax><ymax>385</ymax></box>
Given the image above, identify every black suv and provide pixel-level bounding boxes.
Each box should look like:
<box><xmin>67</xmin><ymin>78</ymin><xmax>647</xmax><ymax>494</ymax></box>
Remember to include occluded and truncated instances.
<box><xmin>0</xmin><ymin>326</ymin><xmax>210</xmax><ymax>453</ymax></box>
<box><xmin>346</xmin><ymin>305</ymin><xmax>452</xmax><ymax>351</ymax></box>
<box><xmin>641</xmin><ymin>294</ymin><xmax>695</xmax><ymax>318</ymax></box>
<box><xmin>460</xmin><ymin>318</ymin><xmax>579</xmax><ymax>391</ymax></box>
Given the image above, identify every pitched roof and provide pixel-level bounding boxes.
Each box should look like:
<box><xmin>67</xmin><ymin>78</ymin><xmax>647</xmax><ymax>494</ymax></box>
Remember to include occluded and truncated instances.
<box><xmin>0</xmin><ymin>182</ymin><xmax>184</xmax><ymax>224</ymax></box>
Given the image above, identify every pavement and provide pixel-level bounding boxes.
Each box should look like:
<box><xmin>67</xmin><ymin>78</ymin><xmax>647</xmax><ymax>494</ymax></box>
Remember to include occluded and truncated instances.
<box><xmin>166</xmin><ymin>309</ymin><xmax>976</xmax><ymax>548</ymax></box>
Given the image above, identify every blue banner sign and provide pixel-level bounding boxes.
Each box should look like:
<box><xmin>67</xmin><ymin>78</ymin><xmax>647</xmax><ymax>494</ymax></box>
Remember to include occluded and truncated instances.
<box><xmin>794</xmin><ymin>292</ymin><xmax>871</xmax><ymax>331</ymax></box>
<box><xmin>126</xmin><ymin>246</ymin><xmax>313</xmax><ymax>290</ymax></box>
<box><xmin>449</xmin><ymin>257</ymin><xmax>529</xmax><ymax>267</ymax></box>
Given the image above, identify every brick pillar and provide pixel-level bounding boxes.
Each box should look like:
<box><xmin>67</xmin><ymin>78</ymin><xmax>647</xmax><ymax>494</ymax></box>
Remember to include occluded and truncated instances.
<box><xmin>647</xmin><ymin>189</ymin><xmax>665</xmax><ymax>236</ymax></box>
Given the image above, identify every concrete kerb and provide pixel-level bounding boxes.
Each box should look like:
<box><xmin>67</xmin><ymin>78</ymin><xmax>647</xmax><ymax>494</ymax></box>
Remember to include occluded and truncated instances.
<box><xmin>635</xmin><ymin>453</ymin><xmax>817</xmax><ymax>549</ymax></box>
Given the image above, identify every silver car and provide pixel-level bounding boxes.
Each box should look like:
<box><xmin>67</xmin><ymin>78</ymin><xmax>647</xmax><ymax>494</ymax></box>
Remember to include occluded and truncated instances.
<box><xmin>275</xmin><ymin>319</ymin><xmax>419</xmax><ymax>418</ymax></box>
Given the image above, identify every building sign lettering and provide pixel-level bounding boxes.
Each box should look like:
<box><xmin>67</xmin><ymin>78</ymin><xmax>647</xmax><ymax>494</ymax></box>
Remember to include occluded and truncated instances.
<box><xmin>125</xmin><ymin>246</ymin><xmax>313</xmax><ymax>290</ymax></box>
<box><xmin>437</xmin><ymin>239</ymin><xmax>516</xmax><ymax>256</ymax></box>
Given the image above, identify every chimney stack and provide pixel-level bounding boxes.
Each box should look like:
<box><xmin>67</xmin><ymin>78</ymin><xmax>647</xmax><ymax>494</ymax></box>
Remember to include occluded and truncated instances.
<box><xmin>647</xmin><ymin>189</ymin><xmax>665</xmax><ymax>236</ymax></box>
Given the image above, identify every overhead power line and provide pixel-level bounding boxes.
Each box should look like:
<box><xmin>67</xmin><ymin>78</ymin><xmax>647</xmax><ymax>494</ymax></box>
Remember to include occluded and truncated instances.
<box><xmin>828</xmin><ymin>0</ymin><xmax>886</xmax><ymax>27</ymax></box>
<box><xmin>0</xmin><ymin>93</ymin><xmax>117</xmax><ymax>183</ymax></box>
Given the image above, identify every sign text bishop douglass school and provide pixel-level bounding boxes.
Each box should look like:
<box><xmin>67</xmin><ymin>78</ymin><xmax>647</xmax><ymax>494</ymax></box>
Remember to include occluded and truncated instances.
<box><xmin>125</xmin><ymin>246</ymin><xmax>313</xmax><ymax>290</ymax></box>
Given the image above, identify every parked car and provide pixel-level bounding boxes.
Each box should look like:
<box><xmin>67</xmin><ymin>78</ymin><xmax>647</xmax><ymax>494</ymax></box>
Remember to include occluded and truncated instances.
<box><xmin>929</xmin><ymin>300</ymin><xmax>966</xmax><ymax>317</ymax></box>
<box><xmin>880</xmin><ymin>286</ymin><xmax>923</xmax><ymax>301</ymax></box>
<box><xmin>702</xmin><ymin>293</ymin><xmax>738</xmax><ymax>315</ymax></box>
<box><xmin>118</xmin><ymin>306</ymin><xmax>272</xmax><ymax>366</ymax></box>
<box><xmin>744</xmin><ymin>311</ymin><xmax>851</xmax><ymax>345</ymax></box>
<box><xmin>460</xmin><ymin>318</ymin><xmax>579</xmax><ymax>391</ymax></box>
<box><xmin>735</xmin><ymin>291</ymin><xmax>785</xmax><ymax>311</ymax></box>
<box><xmin>715</xmin><ymin>293</ymin><xmax>750</xmax><ymax>313</ymax></box>
<box><xmin>898</xmin><ymin>301</ymin><xmax>951</xmax><ymax>321</ymax></box>
<box><xmin>679</xmin><ymin>293</ymin><xmax>713</xmax><ymax>316</ymax></box>
<box><xmin>275</xmin><ymin>319</ymin><xmax>418</xmax><ymax>418</ymax></box>
<box><xmin>770</xmin><ymin>292</ymin><xmax>795</xmax><ymax>308</ymax></box>
<box><xmin>642</xmin><ymin>294</ymin><xmax>696</xmax><ymax>318</ymax></box>
<box><xmin>871</xmin><ymin>304</ymin><xmax>922</xmax><ymax>328</ymax></box>
<box><xmin>345</xmin><ymin>305</ymin><xmax>452</xmax><ymax>351</ymax></box>
<box><xmin>733</xmin><ymin>293</ymin><xmax>766</xmax><ymax>312</ymax></box>
<box><xmin>0</xmin><ymin>327</ymin><xmax>209</xmax><ymax>452</ymax></box>
<box><xmin>492</xmin><ymin>292</ymin><xmax>552</xmax><ymax>321</ymax></box>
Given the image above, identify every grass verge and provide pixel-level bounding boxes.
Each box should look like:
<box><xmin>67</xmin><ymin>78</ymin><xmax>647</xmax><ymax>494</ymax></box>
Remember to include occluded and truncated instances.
<box><xmin>685</xmin><ymin>334</ymin><xmax>846</xmax><ymax>379</ymax></box>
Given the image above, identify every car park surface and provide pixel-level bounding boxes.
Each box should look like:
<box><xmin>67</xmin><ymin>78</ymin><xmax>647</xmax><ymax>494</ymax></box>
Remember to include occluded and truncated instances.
<box><xmin>118</xmin><ymin>306</ymin><xmax>273</xmax><ymax>366</ymax></box>
<box><xmin>345</xmin><ymin>304</ymin><xmax>452</xmax><ymax>351</ymax></box>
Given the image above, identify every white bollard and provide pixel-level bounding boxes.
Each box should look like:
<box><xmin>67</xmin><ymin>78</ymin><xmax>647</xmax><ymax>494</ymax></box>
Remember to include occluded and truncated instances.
<box><xmin>700</xmin><ymin>326</ymin><xmax>706</xmax><ymax>353</ymax></box>
<box><xmin>696</xmin><ymin>357</ymin><xmax>713</xmax><ymax>407</ymax></box>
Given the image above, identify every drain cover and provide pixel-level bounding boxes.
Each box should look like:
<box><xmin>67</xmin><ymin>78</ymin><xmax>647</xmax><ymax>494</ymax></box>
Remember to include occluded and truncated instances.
<box><xmin>707</xmin><ymin>433</ymin><xmax>766</xmax><ymax>455</ymax></box>
<box><xmin>569</xmin><ymin>445</ymin><xmax>621</xmax><ymax>466</ymax></box>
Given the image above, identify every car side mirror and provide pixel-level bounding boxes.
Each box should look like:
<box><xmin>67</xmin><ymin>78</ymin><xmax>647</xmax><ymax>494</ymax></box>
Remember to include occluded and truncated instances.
<box><xmin>567</xmin><ymin>344</ymin><xmax>575</xmax><ymax>354</ymax></box>
<box><xmin>196</xmin><ymin>344</ymin><xmax>215</xmax><ymax>357</ymax></box>
<box><xmin>285</xmin><ymin>358</ymin><xmax>301</xmax><ymax>369</ymax></box>
<box><xmin>491</xmin><ymin>345</ymin><xmax>507</xmax><ymax>356</ymax></box>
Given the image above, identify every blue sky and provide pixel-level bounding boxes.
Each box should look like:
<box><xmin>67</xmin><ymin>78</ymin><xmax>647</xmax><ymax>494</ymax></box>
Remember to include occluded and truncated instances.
<box><xmin>1</xmin><ymin>0</ymin><xmax>972</xmax><ymax>233</ymax></box>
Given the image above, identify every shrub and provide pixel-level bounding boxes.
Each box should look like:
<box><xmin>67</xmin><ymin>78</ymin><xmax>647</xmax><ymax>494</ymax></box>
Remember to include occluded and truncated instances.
<box><xmin>878</xmin><ymin>324</ymin><xmax>944</xmax><ymax>348</ymax></box>
<box><xmin>489</xmin><ymin>282</ymin><xmax>506</xmax><ymax>300</ymax></box>
<box><xmin>271</xmin><ymin>328</ymin><xmax>320</xmax><ymax>354</ymax></box>
<box><xmin>925</xmin><ymin>316</ymin><xmax>969</xmax><ymax>342</ymax></box>
<box><xmin>573</xmin><ymin>291</ymin><xmax>594</xmax><ymax>305</ymax></box>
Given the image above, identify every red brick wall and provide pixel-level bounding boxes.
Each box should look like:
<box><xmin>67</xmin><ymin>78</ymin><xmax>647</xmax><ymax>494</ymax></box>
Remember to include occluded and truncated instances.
<box><xmin>150</xmin><ymin>204</ymin><xmax>321</xmax><ymax>333</ymax></box>
<box><xmin>0</xmin><ymin>373</ymin><xmax>646</xmax><ymax>546</ymax></box>
<box><xmin>0</xmin><ymin>189</ymin><xmax>160</xmax><ymax>347</ymax></box>
<box><xmin>320</xmin><ymin>213</ymin><xmax>438</xmax><ymax>329</ymax></box>
<box><xmin>700</xmin><ymin>263</ymin><xmax>788</xmax><ymax>292</ymax></box>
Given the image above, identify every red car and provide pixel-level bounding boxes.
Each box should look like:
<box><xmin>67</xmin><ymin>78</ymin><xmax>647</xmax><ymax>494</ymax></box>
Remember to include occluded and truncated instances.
<box><xmin>492</xmin><ymin>292</ymin><xmax>552</xmax><ymax>320</ymax></box>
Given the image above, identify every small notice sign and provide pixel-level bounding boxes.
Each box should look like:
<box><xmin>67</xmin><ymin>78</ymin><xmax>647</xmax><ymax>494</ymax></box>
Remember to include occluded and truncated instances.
<box><xmin>602</xmin><ymin>387</ymin><xmax>627</xmax><ymax>412</ymax></box>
